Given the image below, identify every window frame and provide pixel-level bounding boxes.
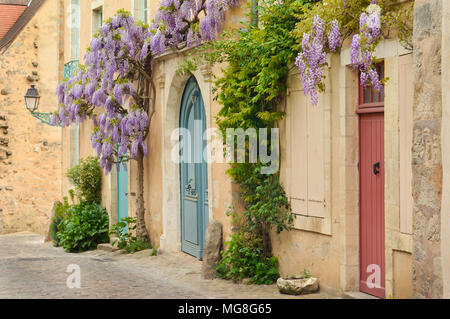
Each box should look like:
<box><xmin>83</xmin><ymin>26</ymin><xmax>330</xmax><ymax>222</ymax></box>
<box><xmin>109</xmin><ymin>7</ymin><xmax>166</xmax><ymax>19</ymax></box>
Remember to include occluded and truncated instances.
<box><xmin>142</xmin><ymin>0</ymin><xmax>148</xmax><ymax>24</ymax></box>
<box><xmin>358</xmin><ymin>62</ymin><xmax>385</xmax><ymax>111</ymax></box>
<box><xmin>92</xmin><ymin>6</ymin><xmax>103</xmax><ymax>35</ymax></box>
<box><xmin>70</xmin><ymin>0</ymin><xmax>80</xmax><ymax>60</ymax></box>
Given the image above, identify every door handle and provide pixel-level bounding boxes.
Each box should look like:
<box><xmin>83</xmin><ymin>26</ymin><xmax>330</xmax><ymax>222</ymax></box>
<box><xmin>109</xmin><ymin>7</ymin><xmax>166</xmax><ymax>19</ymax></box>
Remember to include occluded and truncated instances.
<box><xmin>373</xmin><ymin>162</ymin><xmax>380</xmax><ymax>175</ymax></box>
<box><xmin>185</xmin><ymin>178</ymin><xmax>193</xmax><ymax>191</ymax></box>
<box><xmin>184</xmin><ymin>178</ymin><xmax>197</xmax><ymax>196</ymax></box>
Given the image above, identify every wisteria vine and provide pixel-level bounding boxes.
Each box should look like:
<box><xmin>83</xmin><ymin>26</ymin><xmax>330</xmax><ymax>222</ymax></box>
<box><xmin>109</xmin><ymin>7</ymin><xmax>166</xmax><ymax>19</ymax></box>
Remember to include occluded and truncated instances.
<box><xmin>295</xmin><ymin>1</ymin><xmax>383</xmax><ymax>105</ymax></box>
<box><xmin>53</xmin><ymin>0</ymin><xmax>241</xmax><ymax>174</ymax></box>
<box><xmin>295</xmin><ymin>15</ymin><xmax>340</xmax><ymax>105</ymax></box>
<box><xmin>350</xmin><ymin>2</ymin><xmax>382</xmax><ymax>91</ymax></box>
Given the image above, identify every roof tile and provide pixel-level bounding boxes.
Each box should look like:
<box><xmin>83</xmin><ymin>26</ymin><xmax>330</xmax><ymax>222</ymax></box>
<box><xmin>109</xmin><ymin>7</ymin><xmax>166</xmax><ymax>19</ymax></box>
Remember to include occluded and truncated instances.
<box><xmin>0</xmin><ymin>4</ymin><xmax>27</xmax><ymax>40</ymax></box>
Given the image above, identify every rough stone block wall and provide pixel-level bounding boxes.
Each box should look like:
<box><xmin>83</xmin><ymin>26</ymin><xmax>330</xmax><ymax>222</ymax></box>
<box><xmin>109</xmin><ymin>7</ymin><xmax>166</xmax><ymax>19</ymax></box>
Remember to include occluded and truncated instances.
<box><xmin>412</xmin><ymin>0</ymin><xmax>443</xmax><ymax>298</ymax></box>
<box><xmin>0</xmin><ymin>0</ymin><xmax>63</xmax><ymax>235</ymax></box>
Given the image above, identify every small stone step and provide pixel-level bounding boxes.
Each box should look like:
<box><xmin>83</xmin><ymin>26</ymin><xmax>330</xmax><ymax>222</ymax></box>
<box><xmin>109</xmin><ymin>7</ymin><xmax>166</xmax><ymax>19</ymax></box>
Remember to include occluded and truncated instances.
<box><xmin>342</xmin><ymin>291</ymin><xmax>379</xmax><ymax>299</ymax></box>
<box><xmin>97</xmin><ymin>243</ymin><xmax>119</xmax><ymax>252</ymax></box>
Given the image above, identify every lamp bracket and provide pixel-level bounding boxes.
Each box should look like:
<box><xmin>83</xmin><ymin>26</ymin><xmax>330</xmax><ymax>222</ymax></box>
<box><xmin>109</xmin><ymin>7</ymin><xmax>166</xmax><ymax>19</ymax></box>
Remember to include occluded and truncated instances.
<box><xmin>29</xmin><ymin>111</ymin><xmax>61</xmax><ymax>127</ymax></box>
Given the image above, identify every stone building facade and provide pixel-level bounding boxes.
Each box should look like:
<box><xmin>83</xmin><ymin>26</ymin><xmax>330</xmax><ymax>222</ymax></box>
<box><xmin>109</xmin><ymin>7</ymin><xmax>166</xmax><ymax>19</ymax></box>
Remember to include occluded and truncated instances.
<box><xmin>412</xmin><ymin>0</ymin><xmax>450</xmax><ymax>299</ymax></box>
<box><xmin>58</xmin><ymin>0</ymin><xmax>450</xmax><ymax>298</ymax></box>
<box><xmin>0</xmin><ymin>0</ymin><xmax>63</xmax><ymax>235</ymax></box>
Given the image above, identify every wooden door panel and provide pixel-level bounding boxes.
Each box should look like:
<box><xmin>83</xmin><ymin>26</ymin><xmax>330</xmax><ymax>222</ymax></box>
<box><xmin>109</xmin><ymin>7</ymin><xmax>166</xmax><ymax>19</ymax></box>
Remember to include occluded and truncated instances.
<box><xmin>183</xmin><ymin>198</ymin><xmax>199</xmax><ymax>245</ymax></box>
<box><xmin>359</xmin><ymin>112</ymin><xmax>385</xmax><ymax>298</ymax></box>
<box><xmin>180</xmin><ymin>77</ymin><xmax>208</xmax><ymax>260</ymax></box>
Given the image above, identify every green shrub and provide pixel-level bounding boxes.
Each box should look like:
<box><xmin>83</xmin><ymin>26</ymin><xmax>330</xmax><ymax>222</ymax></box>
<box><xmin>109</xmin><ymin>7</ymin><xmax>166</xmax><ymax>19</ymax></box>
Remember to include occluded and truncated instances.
<box><xmin>66</xmin><ymin>156</ymin><xmax>102</xmax><ymax>204</ymax></box>
<box><xmin>50</xmin><ymin>196</ymin><xmax>71</xmax><ymax>247</ymax></box>
<box><xmin>57</xmin><ymin>202</ymin><xmax>109</xmax><ymax>252</ymax></box>
<box><xmin>109</xmin><ymin>217</ymin><xmax>136</xmax><ymax>249</ymax></box>
<box><xmin>216</xmin><ymin>231</ymin><xmax>279</xmax><ymax>285</ymax></box>
<box><xmin>109</xmin><ymin>217</ymin><xmax>153</xmax><ymax>253</ymax></box>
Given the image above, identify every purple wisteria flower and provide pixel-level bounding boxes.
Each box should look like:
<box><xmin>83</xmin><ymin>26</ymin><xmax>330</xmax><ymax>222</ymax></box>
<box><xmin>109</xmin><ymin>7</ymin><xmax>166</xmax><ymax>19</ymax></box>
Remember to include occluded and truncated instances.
<box><xmin>328</xmin><ymin>20</ymin><xmax>341</xmax><ymax>52</ymax></box>
<box><xmin>53</xmin><ymin>1</ymin><xmax>242</xmax><ymax>174</ymax></box>
<box><xmin>350</xmin><ymin>4</ymin><xmax>383</xmax><ymax>91</ymax></box>
<box><xmin>296</xmin><ymin>16</ymin><xmax>342</xmax><ymax>105</ymax></box>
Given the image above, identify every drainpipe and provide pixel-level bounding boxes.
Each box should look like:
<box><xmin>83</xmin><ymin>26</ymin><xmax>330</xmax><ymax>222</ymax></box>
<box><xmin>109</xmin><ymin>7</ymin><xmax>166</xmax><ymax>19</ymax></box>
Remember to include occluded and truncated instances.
<box><xmin>251</xmin><ymin>0</ymin><xmax>258</xmax><ymax>26</ymax></box>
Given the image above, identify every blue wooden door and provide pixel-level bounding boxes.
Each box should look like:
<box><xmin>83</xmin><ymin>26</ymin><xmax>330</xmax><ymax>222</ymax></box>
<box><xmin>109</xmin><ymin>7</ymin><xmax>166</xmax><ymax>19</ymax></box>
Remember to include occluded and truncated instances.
<box><xmin>117</xmin><ymin>162</ymin><xmax>128</xmax><ymax>232</ymax></box>
<box><xmin>180</xmin><ymin>77</ymin><xmax>209</xmax><ymax>260</ymax></box>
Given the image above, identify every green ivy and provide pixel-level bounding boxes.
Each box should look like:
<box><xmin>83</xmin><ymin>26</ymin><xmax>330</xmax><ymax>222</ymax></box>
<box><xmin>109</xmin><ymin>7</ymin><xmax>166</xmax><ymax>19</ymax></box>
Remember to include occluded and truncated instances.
<box><xmin>210</xmin><ymin>0</ymin><xmax>315</xmax><ymax>234</ymax></box>
<box><xmin>178</xmin><ymin>0</ymin><xmax>320</xmax><ymax>284</ymax></box>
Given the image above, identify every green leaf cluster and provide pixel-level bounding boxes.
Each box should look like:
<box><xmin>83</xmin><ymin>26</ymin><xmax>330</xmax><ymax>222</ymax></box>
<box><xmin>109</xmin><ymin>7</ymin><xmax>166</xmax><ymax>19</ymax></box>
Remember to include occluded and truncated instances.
<box><xmin>292</xmin><ymin>0</ymin><xmax>414</xmax><ymax>52</ymax></box>
<box><xmin>207</xmin><ymin>0</ymin><xmax>312</xmax><ymax>233</ymax></box>
<box><xmin>50</xmin><ymin>196</ymin><xmax>71</xmax><ymax>247</ymax></box>
<box><xmin>56</xmin><ymin>202</ymin><xmax>110</xmax><ymax>253</ymax></box>
<box><xmin>66</xmin><ymin>156</ymin><xmax>102</xmax><ymax>204</ymax></box>
<box><xmin>216</xmin><ymin>231</ymin><xmax>279</xmax><ymax>285</ymax></box>
<box><xmin>109</xmin><ymin>217</ymin><xmax>153</xmax><ymax>254</ymax></box>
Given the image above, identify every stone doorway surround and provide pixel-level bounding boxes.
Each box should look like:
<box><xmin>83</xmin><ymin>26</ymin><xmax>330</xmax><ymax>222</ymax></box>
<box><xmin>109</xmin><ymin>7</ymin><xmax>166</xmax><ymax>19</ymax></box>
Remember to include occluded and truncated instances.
<box><xmin>338</xmin><ymin>39</ymin><xmax>412</xmax><ymax>297</ymax></box>
<box><xmin>156</xmin><ymin>52</ymin><xmax>214</xmax><ymax>254</ymax></box>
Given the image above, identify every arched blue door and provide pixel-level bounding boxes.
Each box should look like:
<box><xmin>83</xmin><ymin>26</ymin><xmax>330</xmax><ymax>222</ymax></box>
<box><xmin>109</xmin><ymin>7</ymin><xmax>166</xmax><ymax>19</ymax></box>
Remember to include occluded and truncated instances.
<box><xmin>180</xmin><ymin>77</ymin><xmax>209</xmax><ymax>260</ymax></box>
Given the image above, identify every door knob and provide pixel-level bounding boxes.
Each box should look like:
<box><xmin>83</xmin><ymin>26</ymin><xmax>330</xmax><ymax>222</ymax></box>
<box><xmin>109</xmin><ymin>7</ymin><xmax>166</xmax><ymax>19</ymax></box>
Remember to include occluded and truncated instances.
<box><xmin>373</xmin><ymin>162</ymin><xmax>380</xmax><ymax>175</ymax></box>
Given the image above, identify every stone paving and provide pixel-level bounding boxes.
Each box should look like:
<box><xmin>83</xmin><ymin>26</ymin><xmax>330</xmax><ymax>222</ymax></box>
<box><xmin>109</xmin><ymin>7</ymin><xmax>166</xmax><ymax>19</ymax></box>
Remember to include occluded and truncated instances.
<box><xmin>0</xmin><ymin>232</ymin><xmax>334</xmax><ymax>299</ymax></box>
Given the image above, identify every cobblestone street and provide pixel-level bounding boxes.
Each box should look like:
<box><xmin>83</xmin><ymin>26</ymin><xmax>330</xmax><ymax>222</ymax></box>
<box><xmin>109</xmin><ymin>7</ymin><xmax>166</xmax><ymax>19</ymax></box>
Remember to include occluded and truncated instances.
<box><xmin>0</xmin><ymin>232</ymin><xmax>333</xmax><ymax>299</ymax></box>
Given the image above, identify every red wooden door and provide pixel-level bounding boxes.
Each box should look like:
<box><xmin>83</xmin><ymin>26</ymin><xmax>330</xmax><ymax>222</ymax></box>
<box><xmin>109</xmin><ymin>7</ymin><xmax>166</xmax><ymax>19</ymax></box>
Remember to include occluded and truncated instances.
<box><xmin>359</xmin><ymin>111</ymin><xmax>385</xmax><ymax>298</ymax></box>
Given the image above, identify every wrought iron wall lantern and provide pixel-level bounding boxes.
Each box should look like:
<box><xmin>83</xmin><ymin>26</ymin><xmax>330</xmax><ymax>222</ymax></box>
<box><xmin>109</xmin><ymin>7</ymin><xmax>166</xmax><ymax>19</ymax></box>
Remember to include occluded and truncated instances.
<box><xmin>24</xmin><ymin>84</ymin><xmax>61</xmax><ymax>126</ymax></box>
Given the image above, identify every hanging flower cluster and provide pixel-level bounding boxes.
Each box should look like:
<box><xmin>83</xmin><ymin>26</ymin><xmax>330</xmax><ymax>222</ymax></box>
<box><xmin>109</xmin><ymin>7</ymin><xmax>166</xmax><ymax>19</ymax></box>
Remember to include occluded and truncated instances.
<box><xmin>52</xmin><ymin>0</ymin><xmax>241</xmax><ymax>174</ymax></box>
<box><xmin>295</xmin><ymin>15</ymin><xmax>340</xmax><ymax>105</ymax></box>
<box><xmin>53</xmin><ymin>13</ymin><xmax>150</xmax><ymax>173</ymax></box>
<box><xmin>150</xmin><ymin>0</ymin><xmax>241</xmax><ymax>54</ymax></box>
<box><xmin>350</xmin><ymin>2</ymin><xmax>382</xmax><ymax>91</ymax></box>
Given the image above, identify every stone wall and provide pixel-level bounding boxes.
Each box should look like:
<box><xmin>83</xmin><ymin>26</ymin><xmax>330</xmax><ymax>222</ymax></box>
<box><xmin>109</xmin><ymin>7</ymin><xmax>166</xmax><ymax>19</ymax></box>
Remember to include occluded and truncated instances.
<box><xmin>411</xmin><ymin>0</ymin><xmax>443</xmax><ymax>298</ymax></box>
<box><xmin>0</xmin><ymin>0</ymin><xmax>63</xmax><ymax>235</ymax></box>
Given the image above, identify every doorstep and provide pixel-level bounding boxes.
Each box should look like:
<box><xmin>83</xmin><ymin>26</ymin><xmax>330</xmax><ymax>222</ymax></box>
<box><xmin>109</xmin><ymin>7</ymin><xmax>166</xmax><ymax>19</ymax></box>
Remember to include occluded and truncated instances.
<box><xmin>343</xmin><ymin>291</ymin><xmax>380</xmax><ymax>299</ymax></box>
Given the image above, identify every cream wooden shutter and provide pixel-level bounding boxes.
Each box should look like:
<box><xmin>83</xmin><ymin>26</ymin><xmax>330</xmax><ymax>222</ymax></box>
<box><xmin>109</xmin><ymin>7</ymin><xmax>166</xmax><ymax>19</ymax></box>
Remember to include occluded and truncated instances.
<box><xmin>290</xmin><ymin>91</ymin><xmax>308</xmax><ymax>216</ymax></box>
<box><xmin>306</xmin><ymin>97</ymin><xmax>325</xmax><ymax>218</ymax></box>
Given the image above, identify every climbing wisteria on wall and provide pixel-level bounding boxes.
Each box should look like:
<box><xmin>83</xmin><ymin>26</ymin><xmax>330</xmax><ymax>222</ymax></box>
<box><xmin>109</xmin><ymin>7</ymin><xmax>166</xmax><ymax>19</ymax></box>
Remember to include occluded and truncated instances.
<box><xmin>350</xmin><ymin>2</ymin><xmax>382</xmax><ymax>91</ymax></box>
<box><xmin>295</xmin><ymin>0</ymin><xmax>384</xmax><ymax>106</ymax></box>
<box><xmin>295</xmin><ymin>15</ymin><xmax>340</xmax><ymax>106</ymax></box>
<box><xmin>53</xmin><ymin>0</ymin><xmax>241</xmax><ymax>174</ymax></box>
<box><xmin>52</xmin><ymin>0</ymin><xmax>241</xmax><ymax>241</ymax></box>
